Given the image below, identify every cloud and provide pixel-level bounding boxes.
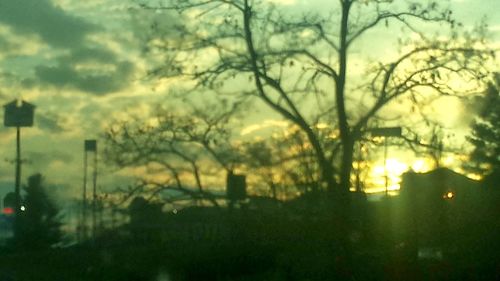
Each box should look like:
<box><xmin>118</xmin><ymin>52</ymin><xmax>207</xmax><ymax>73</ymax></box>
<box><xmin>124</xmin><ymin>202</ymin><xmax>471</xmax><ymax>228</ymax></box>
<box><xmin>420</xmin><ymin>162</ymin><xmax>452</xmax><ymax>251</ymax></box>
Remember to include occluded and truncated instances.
<box><xmin>266</xmin><ymin>0</ymin><xmax>296</xmax><ymax>5</ymax></box>
<box><xmin>240</xmin><ymin>119</ymin><xmax>289</xmax><ymax>136</ymax></box>
<box><xmin>0</xmin><ymin>0</ymin><xmax>96</xmax><ymax>49</ymax></box>
<box><xmin>23</xmin><ymin>150</ymin><xmax>76</xmax><ymax>185</ymax></box>
<box><xmin>34</xmin><ymin>47</ymin><xmax>135</xmax><ymax>95</ymax></box>
<box><xmin>0</xmin><ymin>25</ymin><xmax>42</xmax><ymax>60</ymax></box>
<box><xmin>25</xmin><ymin>150</ymin><xmax>74</xmax><ymax>167</ymax></box>
<box><xmin>0</xmin><ymin>36</ymin><xmax>14</xmax><ymax>52</ymax></box>
<box><xmin>36</xmin><ymin>112</ymin><xmax>66</xmax><ymax>133</ymax></box>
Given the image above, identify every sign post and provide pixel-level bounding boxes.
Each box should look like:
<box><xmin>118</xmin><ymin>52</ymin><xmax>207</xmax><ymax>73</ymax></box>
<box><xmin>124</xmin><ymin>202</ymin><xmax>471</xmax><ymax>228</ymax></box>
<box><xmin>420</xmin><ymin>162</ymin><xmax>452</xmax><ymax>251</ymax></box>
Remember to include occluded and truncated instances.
<box><xmin>371</xmin><ymin>127</ymin><xmax>402</xmax><ymax>195</ymax></box>
<box><xmin>3</xmin><ymin>99</ymin><xmax>35</xmax><ymax>237</ymax></box>
<box><xmin>81</xmin><ymin>140</ymin><xmax>97</xmax><ymax>242</ymax></box>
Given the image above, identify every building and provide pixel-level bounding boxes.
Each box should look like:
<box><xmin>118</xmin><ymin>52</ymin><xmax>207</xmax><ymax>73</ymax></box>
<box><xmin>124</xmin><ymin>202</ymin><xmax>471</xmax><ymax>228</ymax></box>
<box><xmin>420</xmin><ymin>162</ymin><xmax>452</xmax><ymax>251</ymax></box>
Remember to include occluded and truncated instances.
<box><xmin>397</xmin><ymin>168</ymin><xmax>497</xmax><ymax>259</ymax></box>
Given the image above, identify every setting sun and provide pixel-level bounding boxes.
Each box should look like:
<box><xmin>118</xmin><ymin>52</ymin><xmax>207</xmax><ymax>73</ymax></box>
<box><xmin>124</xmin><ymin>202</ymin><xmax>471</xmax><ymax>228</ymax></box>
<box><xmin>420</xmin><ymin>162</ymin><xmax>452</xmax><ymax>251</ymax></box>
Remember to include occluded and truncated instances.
<box><xmin>367</xmin><ymin>159</ymin><xmax>409</xmax><ymax>193</ymax></box>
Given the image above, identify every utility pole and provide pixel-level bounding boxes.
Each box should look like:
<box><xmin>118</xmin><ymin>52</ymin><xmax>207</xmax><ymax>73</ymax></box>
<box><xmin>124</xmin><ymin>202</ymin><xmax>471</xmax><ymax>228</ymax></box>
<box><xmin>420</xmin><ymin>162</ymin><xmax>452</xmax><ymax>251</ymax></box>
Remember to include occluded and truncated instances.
<box><xmin>15</xmin><ymin>127</ymin><xmax>21</xmax><ymax>215</ymax></box>
<box><xmin>92</xmin><ymin>143</ymin><xmax>98</xmax><ymax>240</ymax></box>
<box><xmin>3</xmin><ymin>99</ymin><xmax>35</xmax><ymax>238</ymax></box>
<box><xmin>81</xmin><ymin>140</ymin><xmax>97</xmax><ymax>242</ymax></box>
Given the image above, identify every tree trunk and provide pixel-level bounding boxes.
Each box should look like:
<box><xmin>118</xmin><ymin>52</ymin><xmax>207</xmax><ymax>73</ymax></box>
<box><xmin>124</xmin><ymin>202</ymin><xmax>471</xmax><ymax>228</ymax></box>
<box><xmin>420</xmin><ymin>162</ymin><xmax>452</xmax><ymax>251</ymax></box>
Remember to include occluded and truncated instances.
<box><xmin>332</xmin><ymin>1</ymin><xmax>354</xmax><ymax>272</ymax></box>
<box><xmin>340</xmin><ymin>137</ymin><xmax>354</xmax><ymax>194</ymax></box>
<box><xmin>336</xmin><ymin>1</ymin><xmax>353</xmax><ymax>194</ymax></box>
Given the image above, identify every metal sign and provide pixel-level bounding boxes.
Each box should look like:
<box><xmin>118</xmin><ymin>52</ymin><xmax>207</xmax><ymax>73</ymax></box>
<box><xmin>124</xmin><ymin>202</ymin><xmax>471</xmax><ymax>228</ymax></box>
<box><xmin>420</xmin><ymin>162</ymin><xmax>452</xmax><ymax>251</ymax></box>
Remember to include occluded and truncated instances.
<box><xmin>84</xmin><ymin>140</ymin><xmax>97</xmax><ymax>151</ymax></box>
<box><xmin>3</xmin><ymin>100</ymin><xmax>35</xmax><ymax>127</ymax></box>
<box><xmin>371</xmin><ymin>127</ymin><xmax>402</xmax><ymax>137</ymax></box>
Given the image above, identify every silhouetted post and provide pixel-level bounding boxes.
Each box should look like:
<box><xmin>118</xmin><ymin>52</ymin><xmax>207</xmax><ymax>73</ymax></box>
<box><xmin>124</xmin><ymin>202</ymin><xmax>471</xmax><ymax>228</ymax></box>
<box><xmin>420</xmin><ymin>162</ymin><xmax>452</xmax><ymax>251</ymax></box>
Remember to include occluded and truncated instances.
<box><xmin>355</xmin><ymin>143</ymin><xmax>364</xmax><ymax>192</ymax></box>
<box><xmin>92</xmin><ymin>143</ymin><xmax>98</xmax><ymax>239</ymax></box>
<box><xmin>371</xmin><ymin>127</ymin><xmax>402</xmax><ymax>252</ymax></box>
<box><xmin>81</xmin><ymin>146</ymin><xmax>88</xmax><ymax>242</ymax></box>
<box><xmin>384</xmin><ymin>138</ymin><xmax>388</xmax><ymax>195</ymax></box>
<box><xmin>82</xmin><ymin>140</ymin><xmax>97</xmax><ymax>241</ymax></box>
<box><xmin>371</xmin><ymin>127</ymin><xmax>402</xmax><ymax>195</ymax></box>
<box><xmin>98</xmin><ymin>195</ymin><xmax>104</xmax><ymax>232</ymax></box>
<box><xmin>226</xmin><ymin>172</ymin><xmax>247</xmax><ymax>209</ymax></box>
<box><xmin>3</xmin><ymin>99</ymin><xmax>35</xmax><ymax>239</ymax></box>
<box><xmin>15</xmin><ymin>127</ymin><xmax>21</xmax><ymax>213</ymax></box>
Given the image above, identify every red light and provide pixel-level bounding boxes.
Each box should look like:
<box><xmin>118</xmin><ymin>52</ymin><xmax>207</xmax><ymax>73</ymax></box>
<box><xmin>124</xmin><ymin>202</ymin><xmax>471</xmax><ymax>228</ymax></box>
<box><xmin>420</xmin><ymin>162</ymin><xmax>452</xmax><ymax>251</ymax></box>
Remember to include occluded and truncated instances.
<box><xmin>3</xmin><ymin>207</ymin><xmax>14</xmax><ymax>215</ymax></box>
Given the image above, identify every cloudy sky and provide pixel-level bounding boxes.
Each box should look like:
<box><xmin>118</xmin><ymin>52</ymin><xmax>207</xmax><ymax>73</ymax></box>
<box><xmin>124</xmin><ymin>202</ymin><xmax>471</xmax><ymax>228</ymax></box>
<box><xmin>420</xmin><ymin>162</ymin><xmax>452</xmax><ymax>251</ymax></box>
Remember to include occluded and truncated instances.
<box><xmin>0</xmin><ymin>0</ymin><xmax>498</xmax><ymax>201</ymax></box>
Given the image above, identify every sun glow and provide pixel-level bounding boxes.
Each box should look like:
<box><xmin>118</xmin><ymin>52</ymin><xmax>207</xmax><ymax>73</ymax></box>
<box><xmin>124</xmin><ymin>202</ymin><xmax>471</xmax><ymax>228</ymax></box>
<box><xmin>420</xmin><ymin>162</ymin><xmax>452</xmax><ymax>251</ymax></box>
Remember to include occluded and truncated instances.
<box><xmin>367</xmin><ymin>158</ymin><xmax>409</xmax><ymax>193</ymax></box>
<box><xmin>411</xmin><ymin>158</ymin><xmax>433</xmax><ymax>173</ymax></box>
<box><xmin>240</xmin><ymin>120</ymin><xmax>289</xmax><ymax>136</ymax></box>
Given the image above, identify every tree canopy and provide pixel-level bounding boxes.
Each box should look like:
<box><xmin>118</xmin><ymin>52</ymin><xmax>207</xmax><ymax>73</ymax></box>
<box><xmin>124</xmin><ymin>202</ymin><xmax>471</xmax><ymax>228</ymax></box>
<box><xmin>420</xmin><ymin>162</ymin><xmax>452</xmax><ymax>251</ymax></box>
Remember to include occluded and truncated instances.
<box><xmin>136</xmin><ymin>0</ymin><xmax>494</xmax><ymax>196</ymax></box>
<box><xmin>14</xmin><ymin>174</ymin><xmax>62</xmax><ymax>250</ymax></box>
<box><xmin>467</xmin><ymin>73</ymin><xmax>500</xmax><ymax>176</ymax></box>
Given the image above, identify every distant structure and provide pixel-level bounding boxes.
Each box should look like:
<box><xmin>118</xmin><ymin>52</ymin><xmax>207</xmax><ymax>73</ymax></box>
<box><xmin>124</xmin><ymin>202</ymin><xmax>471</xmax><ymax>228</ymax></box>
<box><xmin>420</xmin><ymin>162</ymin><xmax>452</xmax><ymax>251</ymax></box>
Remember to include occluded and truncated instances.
<box><xmin>226</xmin><ymin>172</ymin><xmax>246</xmax><ymax>207</ymax></box>
<box><xmin>371</xmin><ymin>127</ymin><xmax>402</xmax><ymax>195</ymax></box>
<box><xmin>79</xmin><ymin>139</ymin><xmax>98</xmax><ymax>242</ymax></box>
<box><xmin>398</xmin><ymin>168</ymin><xmax>482</xmax><ymax>255</ymax></box>
<box><xmin>3</xmin><ymin>99</ymin><xmax>35</xmax><ymax>224</ymax></box>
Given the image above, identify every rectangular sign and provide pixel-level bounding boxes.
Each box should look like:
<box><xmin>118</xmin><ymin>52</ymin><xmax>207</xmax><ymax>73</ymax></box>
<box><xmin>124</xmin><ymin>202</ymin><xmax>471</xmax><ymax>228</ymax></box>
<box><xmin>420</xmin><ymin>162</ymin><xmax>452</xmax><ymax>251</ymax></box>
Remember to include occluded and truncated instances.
<box><xmin>3</xmin><ymin>100</ymin><xmax>35</xmax><ymax>127</ymax></box>
<box><xmin>371</xmin><ymin>127</ymin><xmax>402</xmax><ymax>137</ymax></box>
<box><xmin>84</xmin><ymin>140</ymin><xmax>97</xmax><ymax>151</ymax></box>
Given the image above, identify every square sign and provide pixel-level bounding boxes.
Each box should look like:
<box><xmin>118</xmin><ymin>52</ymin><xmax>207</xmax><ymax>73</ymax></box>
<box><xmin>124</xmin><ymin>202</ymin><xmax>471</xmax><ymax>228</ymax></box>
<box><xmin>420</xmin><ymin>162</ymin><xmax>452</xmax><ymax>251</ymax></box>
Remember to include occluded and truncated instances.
<box><xmin>84</xmin><ymin>140</ymin><xmax>97</xmax><ymax>152</ymax></box>
<box><xmin>3</xmin><ymin>100</ymin><xmax>35</xmax><ymax>127</ymax></box>
<box><xmin>371</xmin><ymin>127</ymin><xmax>402</xmax><ymax>137</ymax></box>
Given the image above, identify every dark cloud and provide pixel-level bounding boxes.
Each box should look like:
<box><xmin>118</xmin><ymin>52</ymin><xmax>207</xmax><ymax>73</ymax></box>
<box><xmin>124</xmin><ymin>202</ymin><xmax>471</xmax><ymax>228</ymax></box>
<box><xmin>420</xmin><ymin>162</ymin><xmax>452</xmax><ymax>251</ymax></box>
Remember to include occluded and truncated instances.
<box><xmin>35</xmin><ymin>47</ymin><xmax>135</xmax><ymax>95</ymax></box>
<box><xmin>36</xmin><ymin>112</ymin><xmax>66</xmax><ymax>133</ymax></box>
<box><xmin>25</xmin><ymin>150</ymin><xmax>74</xmax><ymax>166</ymax></box>
<box><xmin>0</xmin><ymin>37</ymin><xmax>14</xmax><ymax>52</ymax></box>
<box><xmin>0</xmin><ymin>71</ymin><xmax>18</xmax><ymax>81</ymax></box>
<box><xmin>20</xmin><ymin>78</ymin><xmax>37</xmax><ymax>89</ymax></box>
<box><xmin>69</xmin><ymin>46</ymin><xmax>117</xmax><ymax>64</ymax></box>
<box><xmin>0</xmin><ymin>0</ymin><xmax>96</xmax><ymax>48</ymax></box>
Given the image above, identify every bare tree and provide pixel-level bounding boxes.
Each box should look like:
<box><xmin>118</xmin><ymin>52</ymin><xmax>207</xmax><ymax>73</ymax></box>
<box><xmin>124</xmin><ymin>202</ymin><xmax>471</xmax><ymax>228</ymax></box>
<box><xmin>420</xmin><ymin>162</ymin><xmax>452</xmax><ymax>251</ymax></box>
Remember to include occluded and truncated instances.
<box><xmin>241</xmin><ymin>123</ymin><xmax>334</xmax><ymax>199</ymax></box>
<box><xmin>136</xmin><ymin>0</ymin><xmax>493</xmax><ymax>203</ymax></box>
<box><xmin>103</xmin><ymin>99</ymin><xmax>244</xmax><ymax>207</ymax></box>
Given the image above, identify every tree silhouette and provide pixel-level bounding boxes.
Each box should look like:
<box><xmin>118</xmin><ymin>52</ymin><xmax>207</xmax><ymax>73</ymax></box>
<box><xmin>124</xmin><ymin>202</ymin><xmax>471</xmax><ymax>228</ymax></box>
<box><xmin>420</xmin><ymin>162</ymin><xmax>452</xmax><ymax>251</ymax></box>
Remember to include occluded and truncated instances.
<box><xmin>241</xmin><ymin>123</ymin><xmax>339</xmax><ymax>198</ymax></box>
<box><xmin>104</xmin><ymin>99</ymin><xmax>244</xmax><ymax>206</ymax></box>
<box><xmin>137</xmin><ymin>0</ymin><xmax>493</xmax><ymax>198</ymax></box>
<box><xmin>14</xmin><ymin>174</ymin><xmax>62</xmax><ymax>250</ymax></box>
<box><xmin>467</xmin><ymin>73</ymin><xmax>500</xmax><ymax>176</ymax></box>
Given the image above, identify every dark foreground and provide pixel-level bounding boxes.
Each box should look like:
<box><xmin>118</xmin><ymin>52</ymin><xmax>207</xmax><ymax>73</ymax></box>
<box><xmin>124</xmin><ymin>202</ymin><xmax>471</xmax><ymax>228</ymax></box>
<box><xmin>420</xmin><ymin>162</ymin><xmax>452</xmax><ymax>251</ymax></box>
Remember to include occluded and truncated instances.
<box><xmin>1</xmin><ymin>223</ymin><xmax>499</xmax><ymax>279</ymax></box>
<box><xmin>1</xmin><ymin>192</ymin><xmax>499</xmax><ymax>281</ymax></box>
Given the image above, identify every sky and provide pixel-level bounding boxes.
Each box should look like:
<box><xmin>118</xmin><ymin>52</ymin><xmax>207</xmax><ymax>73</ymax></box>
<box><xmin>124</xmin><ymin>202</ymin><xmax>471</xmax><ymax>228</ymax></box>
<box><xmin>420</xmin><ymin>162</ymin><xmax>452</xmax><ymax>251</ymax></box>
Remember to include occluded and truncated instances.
<box><xmin>0</xmin><ymin>0</ymin><xmax>499</xmax><ymax>203</ymax></box>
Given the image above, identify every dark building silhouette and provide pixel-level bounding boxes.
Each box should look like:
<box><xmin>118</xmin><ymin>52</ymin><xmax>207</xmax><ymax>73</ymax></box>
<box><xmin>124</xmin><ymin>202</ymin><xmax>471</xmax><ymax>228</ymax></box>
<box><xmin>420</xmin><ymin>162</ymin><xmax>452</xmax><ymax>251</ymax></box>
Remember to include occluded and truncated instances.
<box><xmin>398</xmin><ymin>168</ymin><xmax>497</xmax><ymax>259</ymax></box>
